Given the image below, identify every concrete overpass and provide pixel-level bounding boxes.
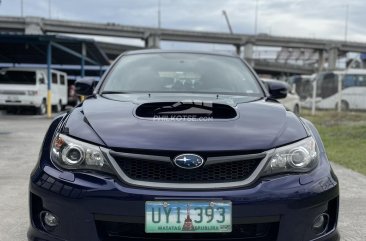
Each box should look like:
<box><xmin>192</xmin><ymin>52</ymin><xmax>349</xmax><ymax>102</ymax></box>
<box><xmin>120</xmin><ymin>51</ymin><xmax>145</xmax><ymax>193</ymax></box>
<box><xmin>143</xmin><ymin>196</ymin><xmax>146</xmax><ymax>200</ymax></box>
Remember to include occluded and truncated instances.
<box><xmin>253</xmin><ymin>60</ymin><xmax>315</xmax><ymax>75</ymax></box>
<box><xmin>0</xmin><ymin>16</ymin><xmax>365</xmax><ymax>70</ymax></box>
<box><xmin>95</xmin><ymin>41</ymin><xmax>314</xmax><ymax>75</ymax></box>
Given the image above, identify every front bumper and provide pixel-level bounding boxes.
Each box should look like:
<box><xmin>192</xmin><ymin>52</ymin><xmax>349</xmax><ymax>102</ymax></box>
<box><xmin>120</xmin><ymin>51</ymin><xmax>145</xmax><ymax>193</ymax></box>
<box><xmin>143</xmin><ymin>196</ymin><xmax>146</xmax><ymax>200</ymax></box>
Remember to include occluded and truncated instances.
<box><xmin>0</xmin><ymin>97</ymin><xmax>42</xmax><ymax>108</ymax></box>
<box><xmin>28</xmin><ymin>155</ymin><xmax>339</xmax><ymax>241</ymax></box>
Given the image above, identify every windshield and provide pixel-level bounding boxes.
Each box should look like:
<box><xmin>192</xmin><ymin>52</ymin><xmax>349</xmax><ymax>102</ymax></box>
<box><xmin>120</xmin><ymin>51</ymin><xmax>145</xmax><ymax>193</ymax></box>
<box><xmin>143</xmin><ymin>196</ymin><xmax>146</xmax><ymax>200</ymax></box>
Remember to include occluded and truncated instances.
<box><xmin>0</xmin><ymin>71</ymin><xmax>37</xmax><ymax>85</ymax></box>
<box><xmin>102</xmin><ymin>53</ymin><xmax>263</xmax><ymax>96</ymax></box>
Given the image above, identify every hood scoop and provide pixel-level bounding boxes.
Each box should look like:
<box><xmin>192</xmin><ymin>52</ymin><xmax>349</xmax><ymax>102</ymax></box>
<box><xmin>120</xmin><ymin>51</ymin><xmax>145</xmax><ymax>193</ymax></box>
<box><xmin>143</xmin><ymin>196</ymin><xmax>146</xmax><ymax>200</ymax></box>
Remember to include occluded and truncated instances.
<box><xmin>135</xmin><ymin>101</ymin><xmax>237</xmax><ymax>119</ymax></box>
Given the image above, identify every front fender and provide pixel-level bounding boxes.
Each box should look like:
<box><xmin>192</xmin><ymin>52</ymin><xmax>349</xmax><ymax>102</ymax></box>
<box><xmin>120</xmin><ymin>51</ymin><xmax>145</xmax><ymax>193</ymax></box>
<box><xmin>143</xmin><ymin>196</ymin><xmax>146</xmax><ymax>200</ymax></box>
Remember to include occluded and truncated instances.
<box><xmin>300</xmin><ymin>118</ymin><xmax>327</xmax><ymax>154</ymax></box>
<box><xmin>30</xmin><ymin>113</ymin><xmax>67</xmax><ymax>179</ymax></box>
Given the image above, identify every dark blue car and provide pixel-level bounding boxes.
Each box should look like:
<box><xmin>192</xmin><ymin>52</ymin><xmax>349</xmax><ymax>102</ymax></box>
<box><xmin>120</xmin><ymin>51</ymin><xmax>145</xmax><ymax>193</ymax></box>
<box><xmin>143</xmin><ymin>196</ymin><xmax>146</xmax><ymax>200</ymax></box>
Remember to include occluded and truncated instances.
<box><xmin>28</xmin><ymin>50</ymin><xmax>339</xmax><ymax>241</ymax></box>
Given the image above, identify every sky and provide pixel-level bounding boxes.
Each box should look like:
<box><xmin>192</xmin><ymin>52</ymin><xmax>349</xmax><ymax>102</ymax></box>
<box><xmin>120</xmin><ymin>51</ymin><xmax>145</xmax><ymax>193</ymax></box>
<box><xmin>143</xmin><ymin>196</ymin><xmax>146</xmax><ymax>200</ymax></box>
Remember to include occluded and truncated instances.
<box><xmin>0</xmin><ymin>0</ymin><xmax>365</xmax><ymax>50</ymax></box>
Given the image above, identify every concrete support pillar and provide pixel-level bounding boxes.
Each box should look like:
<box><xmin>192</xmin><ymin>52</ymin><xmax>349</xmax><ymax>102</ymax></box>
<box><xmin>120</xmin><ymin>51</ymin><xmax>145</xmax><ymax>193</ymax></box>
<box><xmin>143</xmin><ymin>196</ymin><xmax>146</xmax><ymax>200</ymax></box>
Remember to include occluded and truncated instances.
<box><xmin>25</xmin><ymin>17</ymin><xmax>43</xmax><ymax>34</ymax></box>
<box><xmin>81</xmin><ymin>42</ymin><xmax>86</xmax><ymax>78</ymax></box>
<box><xmin>80</xmin><ymin>42</ymin><xmax>86</xmax><ymax>102</ymax></box>
<box><xmin>327</xmin><ymin>47</ymin><xmax>338</xmax><ymax>70</ymax></box>
<box><xmin>145</xmin><ymin>34</ymin><xmax>161</xmax><ymax>49</ymax></box>
<box><xmin>318</xmin><ymin>50</ymin><xmax>325</xmax><ymax>72</ymax></box>
<box><xmin>244</xmin><ymin>42</ymin><xmax>254</xmax><ymax>66</ymax></box>
<box><xmin>235</xmin><ymin>44</ymin><xmax>241</xmax><ymax>56</ymax></box>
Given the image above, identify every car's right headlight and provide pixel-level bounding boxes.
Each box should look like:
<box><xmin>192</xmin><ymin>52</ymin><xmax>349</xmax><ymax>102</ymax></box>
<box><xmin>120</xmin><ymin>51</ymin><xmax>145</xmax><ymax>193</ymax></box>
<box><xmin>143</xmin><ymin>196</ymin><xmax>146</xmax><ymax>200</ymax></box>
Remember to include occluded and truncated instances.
<box><xmin>261</xmin><ymin>137</ymin><xmax>318</xmax><ymax>176</ymax></box>
<box><xmin>50</xmin><ymin>133</ymin><xmax>113</xmax><ymax>173</ymax></box>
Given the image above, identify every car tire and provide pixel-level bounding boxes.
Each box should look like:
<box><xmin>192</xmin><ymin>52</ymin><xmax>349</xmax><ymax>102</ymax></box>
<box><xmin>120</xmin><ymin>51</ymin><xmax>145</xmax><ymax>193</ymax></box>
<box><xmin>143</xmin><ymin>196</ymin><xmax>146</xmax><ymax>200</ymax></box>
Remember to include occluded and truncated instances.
<box><xmin>37</xmin><ymin>100</ymin><xmax>47</xmax><ymax>115</ymax></box>
<box><xmin>335</xmin><ymin>100</ymin><xmax>349</xmax><ymax>111</ymax></box>
<box><xmin>6</xmin><ymin>108</ymin><xmax>18</xmax><ymax>114</ymax></box>
<box><xmin>293</xmin><ymin>104</ymin><xmax>300</xmax><ymax>116</ymax></box>
<box><xmin>55</xmin><ymin>100</ymin><xmax>62</xmax><ymax>113</ymax></box>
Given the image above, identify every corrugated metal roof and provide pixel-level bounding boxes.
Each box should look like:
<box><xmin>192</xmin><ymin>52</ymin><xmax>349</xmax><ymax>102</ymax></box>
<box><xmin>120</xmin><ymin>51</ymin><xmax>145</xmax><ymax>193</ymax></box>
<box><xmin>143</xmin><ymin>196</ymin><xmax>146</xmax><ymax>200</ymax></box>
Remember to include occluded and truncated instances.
<box><xmin>0</xmin><ymin>34</ymin><xmax>110</xmax><ymax>66</ymax></box>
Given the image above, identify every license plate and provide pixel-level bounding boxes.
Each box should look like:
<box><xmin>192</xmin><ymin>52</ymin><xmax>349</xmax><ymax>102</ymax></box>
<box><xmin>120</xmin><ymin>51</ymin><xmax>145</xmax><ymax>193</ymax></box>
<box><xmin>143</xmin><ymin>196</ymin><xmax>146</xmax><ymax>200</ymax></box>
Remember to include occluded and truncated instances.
<box><xmin>145</xmin><ymin>200</ymin><xmax>232</xmax><ymax>233</ymax></box>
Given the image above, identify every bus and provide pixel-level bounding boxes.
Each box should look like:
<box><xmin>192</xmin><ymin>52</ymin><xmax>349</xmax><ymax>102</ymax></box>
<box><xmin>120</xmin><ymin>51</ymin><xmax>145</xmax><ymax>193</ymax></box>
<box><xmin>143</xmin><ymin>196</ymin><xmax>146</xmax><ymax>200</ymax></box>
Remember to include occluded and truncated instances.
<box><xmin>0</xmin><ymin>68</ymin><xmax>68</xmax><ymax>115</ymax></box>
<box><xmin>308</xmin><ymin>69</ymin><xmax>366</xmax><ymax>111</ymax></box>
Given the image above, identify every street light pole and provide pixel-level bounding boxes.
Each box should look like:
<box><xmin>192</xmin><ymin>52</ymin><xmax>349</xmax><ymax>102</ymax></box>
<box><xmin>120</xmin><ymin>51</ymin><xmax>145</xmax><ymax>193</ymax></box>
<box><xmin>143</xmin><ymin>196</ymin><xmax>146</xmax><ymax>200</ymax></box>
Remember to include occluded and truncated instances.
<box><xmin>344</xmin><ymin>4</ymin><xmax>349</xmax><ymax>42</ymax></box>
<box><xmin>254</xmin><ymin>0</ymin><xmax>259</xmax><ymax>35</ymax></box>
<box><xmin>49</xmin><ymin>0</ymin><xmax>51</xmax><ymax>18</ymax></box>
<box><xmin>158</xmin><ymin>0</ymin><xmax>161</xmax><ymax>29</ymax></box>
<box><xmin>21</xmin><ymin>0</ymin><xmax>24</xmax><ymax>17</ymax></box>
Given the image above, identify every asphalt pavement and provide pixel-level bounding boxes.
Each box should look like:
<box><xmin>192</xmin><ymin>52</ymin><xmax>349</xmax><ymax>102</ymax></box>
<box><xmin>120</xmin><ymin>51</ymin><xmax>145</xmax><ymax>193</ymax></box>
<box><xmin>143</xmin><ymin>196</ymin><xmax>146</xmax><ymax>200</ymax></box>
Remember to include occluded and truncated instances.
<box><xmin>0</xmin><ymin>115</ymin><xmax>365</xmax><ymax>241</ymax></box>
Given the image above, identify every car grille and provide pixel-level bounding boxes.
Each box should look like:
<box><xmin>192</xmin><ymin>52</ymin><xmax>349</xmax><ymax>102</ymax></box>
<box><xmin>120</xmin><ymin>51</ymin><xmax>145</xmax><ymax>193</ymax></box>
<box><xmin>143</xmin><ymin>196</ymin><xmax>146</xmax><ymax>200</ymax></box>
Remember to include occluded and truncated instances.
<box><xmin>95</xmin><ymin>220</ymin><xmax>279</xmax><ymax>241</ymax></box>
<box><xmin>108</xmin><ymin>150</ymin><xmax>265</xmax><ymax>186</ymax></box>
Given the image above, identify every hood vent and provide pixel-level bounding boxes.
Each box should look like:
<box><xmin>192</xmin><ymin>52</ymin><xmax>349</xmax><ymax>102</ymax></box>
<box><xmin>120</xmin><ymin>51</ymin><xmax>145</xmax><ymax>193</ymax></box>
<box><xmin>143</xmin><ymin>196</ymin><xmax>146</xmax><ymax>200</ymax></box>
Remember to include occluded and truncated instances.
<box><xmin>135</xmin><ymin>102</ymin><xmax>237</xmax><ymax>120</ymax></box>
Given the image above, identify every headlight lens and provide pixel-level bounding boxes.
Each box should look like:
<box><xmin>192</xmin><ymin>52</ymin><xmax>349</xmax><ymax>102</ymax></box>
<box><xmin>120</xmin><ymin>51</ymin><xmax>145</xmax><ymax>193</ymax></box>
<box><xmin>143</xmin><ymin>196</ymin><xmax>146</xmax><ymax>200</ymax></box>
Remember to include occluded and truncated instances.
<box><xmin>51</xmin><ymin>134</ymin><xmax>112</xmax><ymax>173</ymax></box>
<box><xmin>262</xmin><ymin>137</ymin><xmax>318</xmax><ymax>176</ymax></box>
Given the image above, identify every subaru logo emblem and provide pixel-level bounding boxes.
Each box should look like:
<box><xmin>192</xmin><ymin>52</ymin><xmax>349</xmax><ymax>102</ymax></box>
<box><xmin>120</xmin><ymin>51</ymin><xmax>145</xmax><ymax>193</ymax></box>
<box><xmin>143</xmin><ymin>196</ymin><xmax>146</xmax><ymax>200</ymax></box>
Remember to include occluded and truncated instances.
<box><xmin>173</xmin><ymin>154</ymin><xmax>204</xmax><ymax>169</ymax></box>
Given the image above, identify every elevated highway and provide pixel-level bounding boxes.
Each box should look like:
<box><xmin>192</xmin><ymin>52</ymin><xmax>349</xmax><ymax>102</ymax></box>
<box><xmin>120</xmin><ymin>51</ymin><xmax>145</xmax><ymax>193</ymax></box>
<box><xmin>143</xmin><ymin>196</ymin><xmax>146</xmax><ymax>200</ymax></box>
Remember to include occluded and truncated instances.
<box><xmin>0</xmin><ymin>16</ymin><xmax>365</xmax><ymax>72</ymax></box>
<box><xmin>0</xmin><ymin>16</ymin><xmax>365</xmax><ymax>53</ymax></box>
<box><xmin>96</xmin><ymin>41</ymin><xmax>314</xmax><ymax>75</ymax></box>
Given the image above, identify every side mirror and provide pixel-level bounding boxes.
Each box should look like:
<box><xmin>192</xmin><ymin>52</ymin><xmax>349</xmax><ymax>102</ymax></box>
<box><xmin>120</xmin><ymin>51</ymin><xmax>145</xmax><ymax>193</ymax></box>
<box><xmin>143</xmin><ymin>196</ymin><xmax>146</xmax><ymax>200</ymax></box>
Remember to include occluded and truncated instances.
<box><xmin>266</xmin><ymin>81</ymin><xmax>288</xmax><ymax>99</ymax></box>
<box><xmin>75</xmin><ymin>78</ymin><xmax>98</xmax><ymax>96</ymax></box>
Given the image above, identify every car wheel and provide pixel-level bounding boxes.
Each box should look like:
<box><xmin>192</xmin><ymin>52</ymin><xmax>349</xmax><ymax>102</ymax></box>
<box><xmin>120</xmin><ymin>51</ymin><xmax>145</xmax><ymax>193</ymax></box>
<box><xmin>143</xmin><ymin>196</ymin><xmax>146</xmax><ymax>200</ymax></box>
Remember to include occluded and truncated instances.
<box><xmin>37</xmin><ymin>100</ymin><xmax>47</xmax><ymax>115</ymax></box>
<box><xmin>6</xmin><ymin>108</ymin><xmax>17</xmax><ymax>114</ymax></box>
<box><xmin>293</xmin><ymin>104</ymin><xmax>300</xmax><ymax>116</ymax></box>
<box><xmin>55</xmin><ymin>100</ymin><xmax>62</xmax><ymax>113</ymax></box>
<box><xmin>335</xmin><ymin>100</ymin><xmax>349</xmax><ymax>111</ymax></box>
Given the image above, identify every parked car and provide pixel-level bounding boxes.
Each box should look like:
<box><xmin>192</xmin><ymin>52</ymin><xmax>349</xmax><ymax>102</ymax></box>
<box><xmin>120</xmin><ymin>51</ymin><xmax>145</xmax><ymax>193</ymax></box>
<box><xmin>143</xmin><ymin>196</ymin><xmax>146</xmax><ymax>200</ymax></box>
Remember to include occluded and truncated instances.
<box><xmin>28</xmin><ymin>50</ymin><xmax>339</xmax><ymax>241</ymax></box>
<box><xmin>262</xmin><ymin>78</ymin><xmax>301</xmax><ymax>115</ymax></box>
<box><xmin>67</xmin><ymin>84</ymin><xmax>80</xmax><ymax>107</ymax></box>
<box><xmin>286</xmin><ymin>74</ymin><xmax>314</xmax><ymax>100</ymax></box>
<box><xmin>0</xmin><ymin>68</ymin><xmax>68</xmax><ymax>114</ymax></box>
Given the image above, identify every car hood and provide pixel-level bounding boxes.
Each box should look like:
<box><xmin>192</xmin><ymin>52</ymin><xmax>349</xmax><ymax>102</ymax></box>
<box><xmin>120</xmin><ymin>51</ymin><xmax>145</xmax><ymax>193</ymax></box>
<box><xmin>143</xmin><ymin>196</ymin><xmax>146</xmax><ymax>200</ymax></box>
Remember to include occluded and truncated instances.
<box><xmin>65</xmin><ymin>93</ymin><xmax>308</xmax><ymax>152</ymax></box>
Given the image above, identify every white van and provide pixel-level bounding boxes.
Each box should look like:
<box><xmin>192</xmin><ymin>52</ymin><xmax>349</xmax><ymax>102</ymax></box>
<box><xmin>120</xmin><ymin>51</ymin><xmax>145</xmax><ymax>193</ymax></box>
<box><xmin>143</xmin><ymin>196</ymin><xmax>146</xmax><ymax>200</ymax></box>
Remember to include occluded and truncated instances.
<box><xmin>0</xmin><ymin>68</ymin><xmax>68</xmax><ymax>115</ymax></box>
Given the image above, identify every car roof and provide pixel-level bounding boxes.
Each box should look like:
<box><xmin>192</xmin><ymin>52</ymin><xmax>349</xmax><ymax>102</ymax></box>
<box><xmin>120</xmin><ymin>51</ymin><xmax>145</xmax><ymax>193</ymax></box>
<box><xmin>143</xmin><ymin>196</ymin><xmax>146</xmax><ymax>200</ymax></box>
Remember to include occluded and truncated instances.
<box><xmin>333</xmin><ymin>69</ymin><xmax>366</xmax><ymax>75</ymax></box>
<box><xmin>123</xmin><ymin>49</ymin><xmax>240</xmax><ymax>58</ymax></box>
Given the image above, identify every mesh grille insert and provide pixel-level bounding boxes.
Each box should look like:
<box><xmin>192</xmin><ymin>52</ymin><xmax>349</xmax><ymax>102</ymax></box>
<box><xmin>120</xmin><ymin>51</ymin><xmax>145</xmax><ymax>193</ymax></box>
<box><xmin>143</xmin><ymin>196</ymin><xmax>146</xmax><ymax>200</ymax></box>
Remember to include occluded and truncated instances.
<box><xmin>111</xmin><ymin>153</ymin><xmax>263</xmax><ymax>184</ymax></box>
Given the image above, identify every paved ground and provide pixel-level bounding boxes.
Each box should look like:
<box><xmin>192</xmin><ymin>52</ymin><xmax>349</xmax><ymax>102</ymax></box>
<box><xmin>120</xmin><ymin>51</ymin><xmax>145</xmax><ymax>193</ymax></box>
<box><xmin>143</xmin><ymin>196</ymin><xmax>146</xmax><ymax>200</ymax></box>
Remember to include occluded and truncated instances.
<box><xmin>0</xmin><ymin>115</ymin><xmax>365</xmax><ymax>241</ymax></box>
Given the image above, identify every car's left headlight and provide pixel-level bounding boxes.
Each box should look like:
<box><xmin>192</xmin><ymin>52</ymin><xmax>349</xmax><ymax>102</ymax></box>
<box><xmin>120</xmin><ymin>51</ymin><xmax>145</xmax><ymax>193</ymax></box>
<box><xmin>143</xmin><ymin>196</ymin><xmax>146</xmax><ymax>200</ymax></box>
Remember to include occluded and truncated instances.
<box><xmin>51</xmin><ymin>134</ymin><xmax>113</xmax><ymax>173</ymax></box>
<box><xmin>262</xmin><ymin>137</ymin><xmax>318</xmax><ymax>176</ymax></box>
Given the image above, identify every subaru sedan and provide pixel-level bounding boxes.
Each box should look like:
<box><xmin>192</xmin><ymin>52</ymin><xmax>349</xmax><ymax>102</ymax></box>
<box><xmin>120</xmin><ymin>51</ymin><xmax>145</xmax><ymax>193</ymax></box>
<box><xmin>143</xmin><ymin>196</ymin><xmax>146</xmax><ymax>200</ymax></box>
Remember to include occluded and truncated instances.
<box><xmin>28</xmin><ymin>50</ymin><xmax>339</xmax><ymax>241</ymax></box>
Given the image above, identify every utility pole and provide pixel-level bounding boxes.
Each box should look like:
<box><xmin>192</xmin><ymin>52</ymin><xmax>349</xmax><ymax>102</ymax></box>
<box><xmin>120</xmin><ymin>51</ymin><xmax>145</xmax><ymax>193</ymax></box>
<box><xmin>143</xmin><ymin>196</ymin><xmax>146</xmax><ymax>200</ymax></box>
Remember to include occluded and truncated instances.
<box><xmin>344</xmin><ymin>4</ymin><xmax>349</xmax><ymax>42</ymax></box>
<box><xmin>222</xmin><ymin>10</ymin><xmax>233</xmax><ymax>34</ymax></box>
<box><xmin>49</xmin><ymin>0</ymin><xmax>51</xmax><ymax>18</ymax></box>
<box><xmin>158</xmin><ymin>0</ymin><xmax>161</xmax><ymax>29</ymax></box>
<box><xmin>21</xmin><ymin>0</ymin><xmax>24</xmax><ymax>17</ymax></box>
<box><xmin>254</xmin><ymin>0</ymin><xmax>259</xmax><ymax>35</ymax></box>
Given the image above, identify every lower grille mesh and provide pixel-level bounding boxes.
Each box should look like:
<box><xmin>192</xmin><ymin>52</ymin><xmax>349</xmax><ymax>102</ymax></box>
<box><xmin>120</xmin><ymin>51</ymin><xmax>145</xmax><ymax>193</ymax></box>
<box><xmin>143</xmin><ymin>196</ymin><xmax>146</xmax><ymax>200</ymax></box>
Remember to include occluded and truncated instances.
<box><xmin>95</xmin><ymin>220</ymin><xmax>279</xmax><ymax>241</ymax></box>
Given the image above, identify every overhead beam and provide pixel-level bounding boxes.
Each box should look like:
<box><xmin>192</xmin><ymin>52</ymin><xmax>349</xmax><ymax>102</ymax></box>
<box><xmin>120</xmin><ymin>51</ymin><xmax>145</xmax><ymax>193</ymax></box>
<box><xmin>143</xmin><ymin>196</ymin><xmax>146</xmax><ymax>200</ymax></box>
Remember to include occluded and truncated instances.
<box><xmin>50</xmin><ymin>41</ymin><xmax>99</xmax><ymax>65</ymax></box>
<box><xmin>0</xmin><ymin>16</ymin><xmax>366</xmax><ymax>53</ymax></box>
<box><xmin>253</xmin><ymin>60</ymin><xmax>315</xmax><ymax>75</ymax></box>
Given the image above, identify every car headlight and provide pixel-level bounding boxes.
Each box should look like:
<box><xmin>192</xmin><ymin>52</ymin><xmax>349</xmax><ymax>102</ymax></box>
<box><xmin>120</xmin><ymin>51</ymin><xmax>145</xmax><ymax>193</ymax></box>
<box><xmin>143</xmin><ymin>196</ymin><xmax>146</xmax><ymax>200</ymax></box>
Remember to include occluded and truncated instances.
<box><xmin>262</xmin><ymin>137</ymin><xmax>318</xmax><ymax>176</ymax></box>
<box><xmin>51</xmin><ymin>134</ymin><xmax>112</xmax><ymax>173</ymax></box>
